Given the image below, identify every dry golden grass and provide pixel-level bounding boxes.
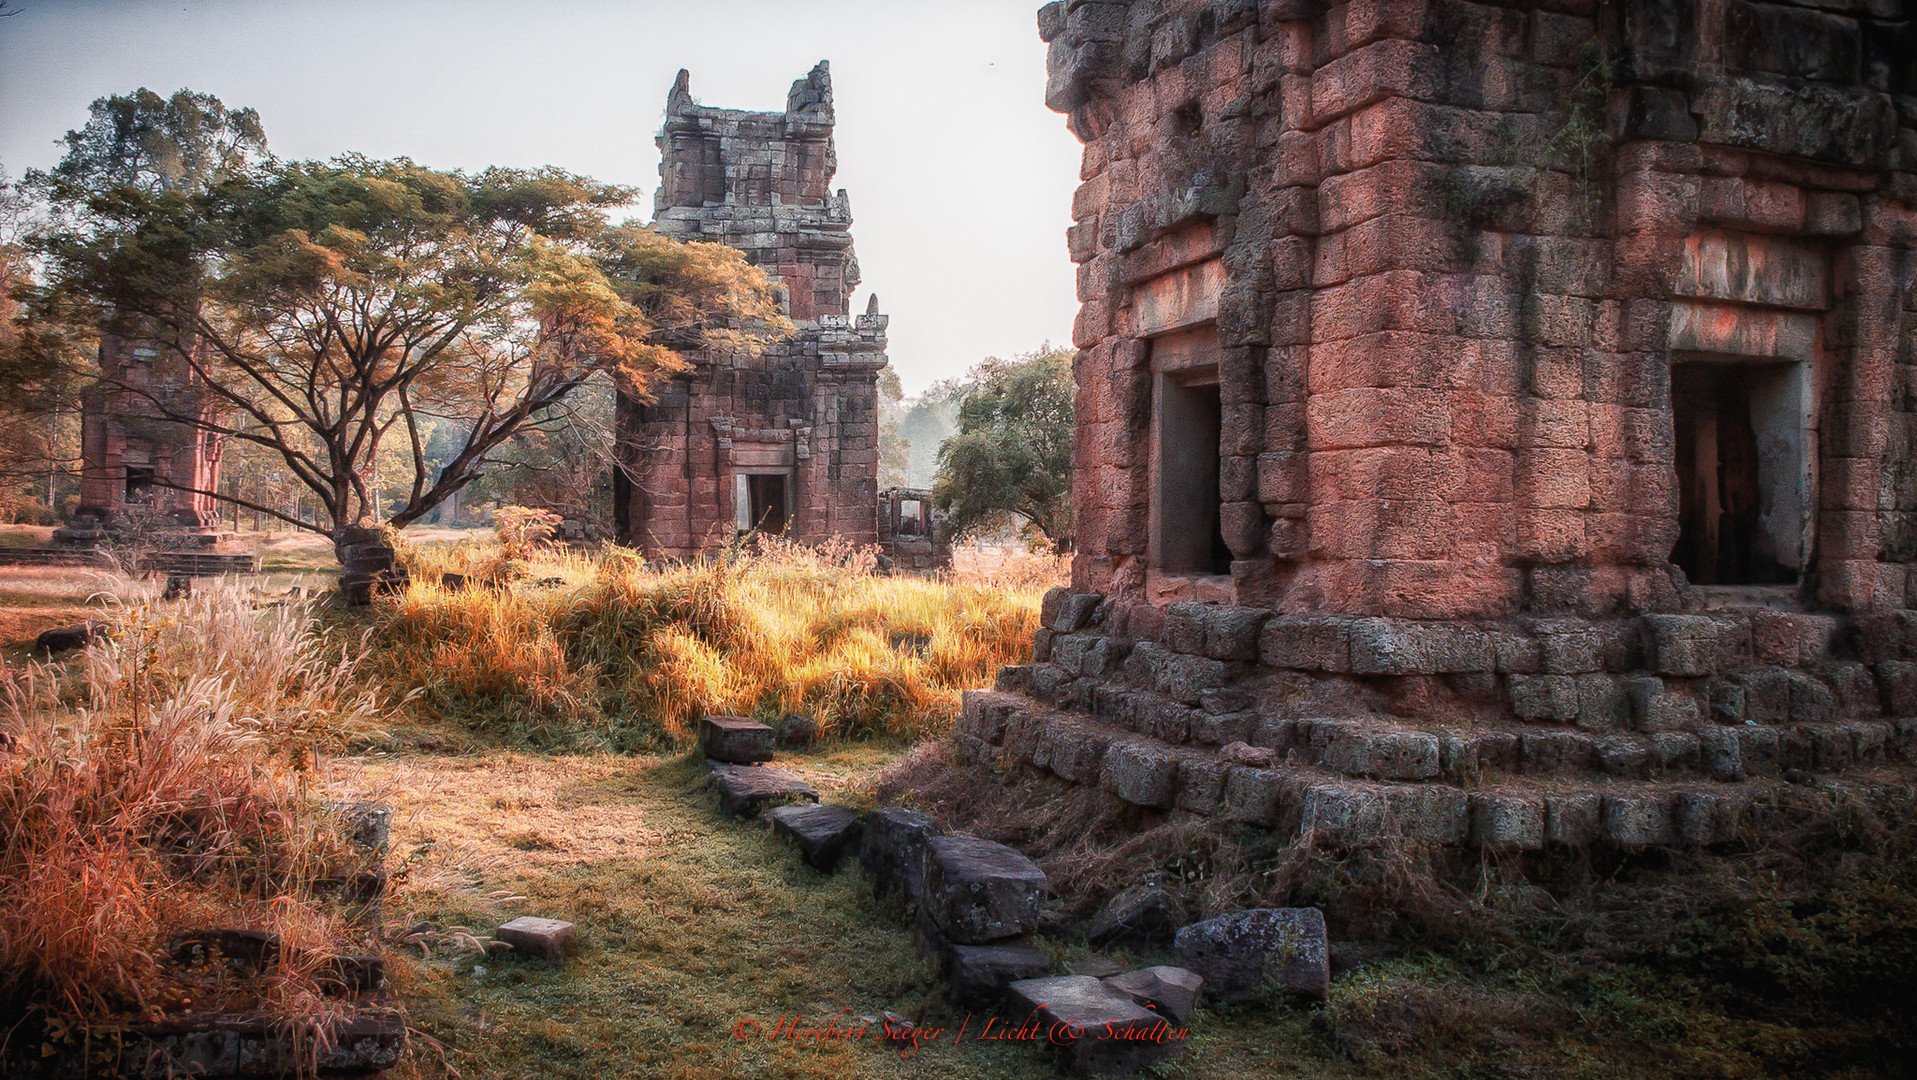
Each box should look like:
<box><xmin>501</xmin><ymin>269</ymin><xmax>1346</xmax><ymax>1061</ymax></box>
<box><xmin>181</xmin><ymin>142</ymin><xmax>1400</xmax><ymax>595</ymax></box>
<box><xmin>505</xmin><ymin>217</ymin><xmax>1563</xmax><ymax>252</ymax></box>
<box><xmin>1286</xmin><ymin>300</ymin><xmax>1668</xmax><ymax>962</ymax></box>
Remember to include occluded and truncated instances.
<box><xmin>0</xmin><ymin>584</ymin><xmax>395</xmax><ymax>1027</ymax></box>
<box><xmin>372</xmin><ymin>537</ymin><xmax>1054</xmax><ymax>750</ymax></box>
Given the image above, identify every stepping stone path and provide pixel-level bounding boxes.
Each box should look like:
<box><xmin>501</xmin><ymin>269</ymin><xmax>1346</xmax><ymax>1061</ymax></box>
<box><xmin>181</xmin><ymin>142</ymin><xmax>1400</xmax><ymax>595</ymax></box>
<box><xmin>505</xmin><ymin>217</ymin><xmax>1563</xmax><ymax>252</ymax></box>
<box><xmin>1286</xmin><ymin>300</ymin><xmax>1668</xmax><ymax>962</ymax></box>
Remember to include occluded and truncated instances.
<box><xmin>764</xmin><ymin>803</ymin><xmax>863</xmax><ymax>871</ymax></box>
<box><xmin>700</xmin><ymin>715</ymin><xmax>775</xmax><ymax>763</ymax></box>
<box><xmin>497</xmin><ymin>916</ymin><xmax>576</xmax><ymax>961</ymax></box>
<box><xmin>1103</xmin><ymin>966</ymin><xmax>1204</xmax><ymax>1026</ymax></box>
<box><xmin>683</xmin><ymin>716</ymin><xmax>1305</xmax><ymax>1075</ymax></box>
<box><xmin>859</xmin><ymin>806</ymin><xmax>942</xmax><ymax>902</ymax></box>
<box><xmin>1173</xmin><ymin>907</ymin><xmax>1330</xmax><ymax>1002</ymax></box>
<box><xmin>1007</xmin><ymin>975</ymin><xmax>1184</xmax><ymax>1075</ymax></box>
<box><xmin>707</xmin><ymin>761</ymin><xmax>819</xmax><ymax>818</ymax></box>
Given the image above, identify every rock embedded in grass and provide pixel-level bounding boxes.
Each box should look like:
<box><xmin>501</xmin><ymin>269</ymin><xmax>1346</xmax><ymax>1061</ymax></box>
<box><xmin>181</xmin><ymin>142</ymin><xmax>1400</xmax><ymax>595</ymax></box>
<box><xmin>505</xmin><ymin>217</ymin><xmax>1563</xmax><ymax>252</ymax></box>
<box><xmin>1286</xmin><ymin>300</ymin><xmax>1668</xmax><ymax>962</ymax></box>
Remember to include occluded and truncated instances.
<box><xmin>764</xmin><ymin>803</ymin><xmax>863</xmax><ymax>871</ymax></box>
<box><xmin>860</xmin><ymin>807</ymin><xmax>943</xmax><ymax>904</ymax></box>
<box><xmin>777</xmin><ymin>712</ymin><xmax>818</xmax><ymax>749</ymax></box>
<box><xmin>700</xmin><ymin>715</ymin><xmax>776</xmax><ymax>763</ymax></box>
<box><xmin>1006</xmin><ymin>974</ymin><xmax>1183</xmax><ymax>1075</ymax></box>
<box><xmin>1102</xmin><ymin>965</ymin><xmax>1204</xmax><ymax>1026</ymax></box>
<box><xmin>497</xmin><ymin>916</ymin><xmax>576</xmax><ymax>961</ymax></box>
<box><xmin>35</xmin><ymin>621</ymin><xmax>108</xmax><ymax>654</ymax></box>
<box><xmin>1173</xmin><ymin>907</ymin><xmax>1330</xmax><ymax>1002</ymax></box>
<box><xmin>707</xmin><ymin>762</ymin><xmax>819</xmax><ymax>818</ymax></box>
<box><xmin>919</xmin><ymin>835</ymin><xmax>1048</xmax><ymax>944</ymax></box>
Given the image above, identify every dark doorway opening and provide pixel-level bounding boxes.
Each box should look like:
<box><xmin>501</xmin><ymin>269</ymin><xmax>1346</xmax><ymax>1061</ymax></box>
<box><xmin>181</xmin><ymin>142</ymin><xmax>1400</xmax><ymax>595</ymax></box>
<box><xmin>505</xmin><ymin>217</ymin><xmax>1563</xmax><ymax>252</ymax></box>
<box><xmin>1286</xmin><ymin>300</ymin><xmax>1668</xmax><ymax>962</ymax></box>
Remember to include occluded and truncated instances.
<box><xmin>1672</xmin><ymin>363</ymin><xmax>1798</xmax><ymax>585</ymax></box>
<box><xmin>746</xmin><ymin>473</ymin><xmax>788</xmax><ymax>534</ymax></box>
<box><xmin>1155</xmin><ymin>376</ymin><xmax>1231</xmax><ymax>575</ymax></box>
<box><xmin>125</xmin><ymin>466</ymin><xmax>155</xmax><ymax>503</ymax></box>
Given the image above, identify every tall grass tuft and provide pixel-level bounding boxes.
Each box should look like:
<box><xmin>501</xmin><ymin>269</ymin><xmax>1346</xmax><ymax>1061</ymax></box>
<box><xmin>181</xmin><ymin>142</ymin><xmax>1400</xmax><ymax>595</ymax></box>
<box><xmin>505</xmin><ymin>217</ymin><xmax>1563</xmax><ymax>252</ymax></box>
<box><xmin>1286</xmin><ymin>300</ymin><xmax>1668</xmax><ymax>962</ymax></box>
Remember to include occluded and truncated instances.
<box><xmin>0</xmin><ymin>584</ymin><xmax>388</xmax><ymax>1024</ymax></box>
<box><xmin>377</xmin><ymin>535</ymin><xmax>1054</xmax><ymax>749</ymax></box>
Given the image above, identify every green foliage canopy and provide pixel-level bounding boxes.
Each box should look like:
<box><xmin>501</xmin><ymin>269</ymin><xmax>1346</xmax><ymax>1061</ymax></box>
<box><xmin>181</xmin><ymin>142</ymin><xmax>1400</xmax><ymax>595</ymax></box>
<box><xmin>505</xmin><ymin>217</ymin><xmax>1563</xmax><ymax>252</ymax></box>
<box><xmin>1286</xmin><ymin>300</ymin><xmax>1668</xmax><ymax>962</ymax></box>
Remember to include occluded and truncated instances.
<box><xmin>931</xmin><ymin>345</ymin><xmax>1075</xmax><ymax>548</ymax></box>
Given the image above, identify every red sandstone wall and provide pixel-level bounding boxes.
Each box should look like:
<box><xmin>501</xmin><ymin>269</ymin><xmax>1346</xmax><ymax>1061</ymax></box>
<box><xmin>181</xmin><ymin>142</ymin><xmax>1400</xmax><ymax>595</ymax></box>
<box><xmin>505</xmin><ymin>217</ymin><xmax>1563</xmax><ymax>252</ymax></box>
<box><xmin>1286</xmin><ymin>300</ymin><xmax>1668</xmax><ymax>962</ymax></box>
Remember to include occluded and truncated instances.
<box><xmin>1044</xmin><ymin>0</ymin><xmax>1917</xmax><ymax>618</ymax></box>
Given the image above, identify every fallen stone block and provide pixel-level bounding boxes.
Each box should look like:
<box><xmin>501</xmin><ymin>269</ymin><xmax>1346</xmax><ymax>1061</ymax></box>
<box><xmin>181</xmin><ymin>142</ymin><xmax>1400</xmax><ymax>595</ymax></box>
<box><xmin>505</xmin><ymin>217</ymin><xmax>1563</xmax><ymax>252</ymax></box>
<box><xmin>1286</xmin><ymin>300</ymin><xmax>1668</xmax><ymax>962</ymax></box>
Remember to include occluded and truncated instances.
<box><xmin>699</xmin><ymin>715</ymin><xmax>775</xmax><ymax>763</ymax></box>
<box><xmin>496</xmin><ymin>916</ymin><xmax>575</xmax><ymax>961</ymax></box>
<box><xmin>1103</xmin><ymin>965</ymin><xmax>1204</xmax><ymax>1026</ymax></box>
<box><xmin>1173</xmin><ymin>907</ymin><xmax>1330</xmax><ymax>1002</ymax></box>
<box><xmin>35</xmin><ymin>621</ymin><xmax>108</xmax><ymax>654</ymax></box>
<box><xmin>947</xmin><ymin>941</ymin><xmax>1052</xmax><ymax>1007</ymax></box>
<box><xmin>765</xmin><ymin>803</ymin><xmax>863</xmax><ymax>872</ymax></box>
<box><xmin>920</xmin><ymin>836</ymin><xmax>1048</xmax><ymax>944</ymax></box>
<box><xmin>860</xmin><ymin>806</ymin><xmax>943</xmax><ymax>904</ymax></box>
<box><xmin>1005</xmin><ymin>975</ymin><xmax>1182</xmax><ymax>1075</ymax></box>
<box><xmin>1086</xmin><ymin>883</ymin><xmax>1187</xmax><ymax>946</ymax></box>
<box><xmin>708</xmin><ymin>762</ymin><xmax>818</xmax><ymax>818</ymax></box>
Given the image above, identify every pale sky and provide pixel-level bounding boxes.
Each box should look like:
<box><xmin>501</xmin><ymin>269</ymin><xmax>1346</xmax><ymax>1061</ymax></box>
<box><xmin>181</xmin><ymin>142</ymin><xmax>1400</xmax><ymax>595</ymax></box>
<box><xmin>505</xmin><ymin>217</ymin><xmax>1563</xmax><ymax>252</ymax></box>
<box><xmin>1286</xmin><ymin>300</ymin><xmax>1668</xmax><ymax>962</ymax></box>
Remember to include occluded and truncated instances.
<box><xmin>0</xmin><ymin>0</ymin><xmax>1083</xmax><ymax>395</ymax></box>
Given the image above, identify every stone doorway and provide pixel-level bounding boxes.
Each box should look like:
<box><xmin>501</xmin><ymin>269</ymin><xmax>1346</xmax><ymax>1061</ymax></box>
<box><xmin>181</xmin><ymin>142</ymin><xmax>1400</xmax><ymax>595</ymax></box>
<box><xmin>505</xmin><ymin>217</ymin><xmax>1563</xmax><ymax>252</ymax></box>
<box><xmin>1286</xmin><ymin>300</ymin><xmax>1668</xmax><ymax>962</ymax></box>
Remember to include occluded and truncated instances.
<box><xmin>737</xmin><ymin>473</ymin><xmax>790</xmax><ymax>535</ymax></box>
<box><xmin>1671</xmin><ymin>361</ymin><xmax>1810</xmax><ymax>586</ymax></box>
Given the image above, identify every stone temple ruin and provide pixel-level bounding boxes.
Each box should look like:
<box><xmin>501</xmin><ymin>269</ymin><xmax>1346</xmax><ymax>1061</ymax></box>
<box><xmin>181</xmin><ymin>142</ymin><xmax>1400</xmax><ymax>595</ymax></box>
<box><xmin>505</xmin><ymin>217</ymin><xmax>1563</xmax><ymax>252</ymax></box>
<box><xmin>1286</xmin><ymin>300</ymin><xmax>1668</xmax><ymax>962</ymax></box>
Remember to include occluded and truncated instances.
<box><xmin>614</xmin><ymin>62</ymin><xmax>907</xmax><ymax>561</ymax></box>
<box><xmin>950</xmin><ymin>0</ymin><xmax>1917</xmax><ymax>853</ymax></box>
<box><xmin>54</xmin><ymin>327</ymin><xmax>228</xmax><ymax>547</ymax></box>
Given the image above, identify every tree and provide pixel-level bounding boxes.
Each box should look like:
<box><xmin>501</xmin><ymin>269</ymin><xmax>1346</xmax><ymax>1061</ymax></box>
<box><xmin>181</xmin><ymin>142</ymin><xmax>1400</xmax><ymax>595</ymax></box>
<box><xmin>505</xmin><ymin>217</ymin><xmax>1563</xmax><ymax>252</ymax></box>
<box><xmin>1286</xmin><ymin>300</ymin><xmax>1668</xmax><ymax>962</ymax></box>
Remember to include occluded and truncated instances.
<box><xmin>0</xmin><ymin>164</ymin><xmax>80</xmax><ymax>522</ymax></box>
<box><xmin>40</xmin><ymin>88</ymin><xmax>267</xmax><ymax>200</ymax></box>
<box><xmin>931</xmin><ymin>344</ymin><xmax>1075</xmax><ymax>549</ymax></box>
<box><xmin>28</xmin><ymin>153</ymin><xmax>791</xmax><ymax>561</ymax></box>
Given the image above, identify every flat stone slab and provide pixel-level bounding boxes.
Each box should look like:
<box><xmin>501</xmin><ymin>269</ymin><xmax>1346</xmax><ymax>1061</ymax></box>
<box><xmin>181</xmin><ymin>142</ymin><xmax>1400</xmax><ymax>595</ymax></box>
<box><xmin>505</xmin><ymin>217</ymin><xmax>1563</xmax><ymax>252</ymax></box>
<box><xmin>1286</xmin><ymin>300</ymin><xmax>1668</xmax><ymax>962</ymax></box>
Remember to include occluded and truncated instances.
<box><xmin>708</xmin><ymin>761</ymin><xmax>819</xmax><ymax>818</ymax></box>
<box><xmin>497</xmin><ymin>916</ymin><xmax>575</xmax><ymax>960</ymax></box>
<box><xmin>1173</xmin><ymin>907</ymin><xmax>1329</xmax><ymax>1002</ymax></box>
<box><xmin>1006</xmin><ymin>975</ymin><xmax>1184</xmax><ymax>1075</ymax></box>
<box><xmin>860</xmin><ymin>806</ymin><xmax>943</xmax><ymax>904</ymax></box>
<box><xmin>700</xmin><ymin>715</ymin><xmax>775</xmax><ymax>763</ymax></box>
<box><xmin>1103</xmin><ymin>965</ymin><xmax>1204</xmax><ymax>1026</ymax></box>
<box><xmin>920</xmin><ymin>835</ymin><xmax>1048</xmax><ymax>944</ymax></box>
<box><xmin>764</xmin><ymin>803</ymin><xmax>863</xmax><ymax>871</ymax></box>
<box><xmin>947</xmin><ymin>941</ymin><xmax>1052</xmax><ymax>1007</ymax></box>
<box><xmin>15</xmin><ymin>1009</ymin><xmax>407</xmax><ymax>1078</ymax></box>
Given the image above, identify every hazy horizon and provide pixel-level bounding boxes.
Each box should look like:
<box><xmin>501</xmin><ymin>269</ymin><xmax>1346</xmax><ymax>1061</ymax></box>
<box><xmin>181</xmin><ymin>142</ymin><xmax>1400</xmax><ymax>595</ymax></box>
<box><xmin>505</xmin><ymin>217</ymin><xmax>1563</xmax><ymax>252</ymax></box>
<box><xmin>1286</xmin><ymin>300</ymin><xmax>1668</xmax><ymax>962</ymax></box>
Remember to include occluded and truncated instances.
<box><xmin>0</xmin><ymin>0</ymin><xmax>1083</xmax><ymax>395</ymax></box>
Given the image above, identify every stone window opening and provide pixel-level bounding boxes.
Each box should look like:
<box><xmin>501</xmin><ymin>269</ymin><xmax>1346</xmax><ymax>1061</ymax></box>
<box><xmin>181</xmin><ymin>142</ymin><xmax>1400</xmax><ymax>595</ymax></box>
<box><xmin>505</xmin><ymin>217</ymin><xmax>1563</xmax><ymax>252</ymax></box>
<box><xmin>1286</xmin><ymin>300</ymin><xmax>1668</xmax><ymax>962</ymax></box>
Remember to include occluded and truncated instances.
<box><xmin>125</xmin><ymin>465</ymin><xmax>155</xmax><ymax>503</ymax></box>
<box><xmin>1671</xmin><ymin>359</ymin><xmax>1811</xmax><ymax>587</ymax></box>
<box><xmin>735</xmin><ymin>472</ymin><xmax>790</xmax><ymax>535</ymax></box>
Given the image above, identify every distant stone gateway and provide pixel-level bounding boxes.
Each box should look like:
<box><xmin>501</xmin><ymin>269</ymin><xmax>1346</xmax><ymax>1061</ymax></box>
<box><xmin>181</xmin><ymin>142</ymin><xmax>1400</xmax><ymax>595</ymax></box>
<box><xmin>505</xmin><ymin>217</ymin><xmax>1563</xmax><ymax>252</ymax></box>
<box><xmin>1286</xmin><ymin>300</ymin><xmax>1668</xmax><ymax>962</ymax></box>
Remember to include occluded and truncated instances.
<box><xmin>947</xmin><ymin>0</ymin><xmax>1917</xmax><ymax>852</ymax></box>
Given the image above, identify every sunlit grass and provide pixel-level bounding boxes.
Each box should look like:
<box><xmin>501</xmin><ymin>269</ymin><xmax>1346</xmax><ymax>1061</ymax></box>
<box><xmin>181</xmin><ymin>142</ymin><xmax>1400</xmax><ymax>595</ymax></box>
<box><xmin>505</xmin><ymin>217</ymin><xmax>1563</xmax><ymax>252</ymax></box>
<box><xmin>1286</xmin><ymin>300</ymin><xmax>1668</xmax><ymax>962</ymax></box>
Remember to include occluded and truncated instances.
<box><xmin>372</xmin><ymin>538</ymin><xmax>1053</xmax><ymax>750</ymax></box>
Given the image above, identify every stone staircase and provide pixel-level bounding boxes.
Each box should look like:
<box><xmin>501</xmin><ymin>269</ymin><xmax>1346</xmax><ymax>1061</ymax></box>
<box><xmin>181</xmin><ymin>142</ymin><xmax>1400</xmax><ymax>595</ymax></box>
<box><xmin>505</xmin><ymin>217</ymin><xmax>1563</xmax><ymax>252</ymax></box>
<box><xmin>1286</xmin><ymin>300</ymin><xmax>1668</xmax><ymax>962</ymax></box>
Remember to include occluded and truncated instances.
<box><xmin>948</xmin><ymin>591</ymin><xmax>1917</xmax><ymax>852</ymax></box>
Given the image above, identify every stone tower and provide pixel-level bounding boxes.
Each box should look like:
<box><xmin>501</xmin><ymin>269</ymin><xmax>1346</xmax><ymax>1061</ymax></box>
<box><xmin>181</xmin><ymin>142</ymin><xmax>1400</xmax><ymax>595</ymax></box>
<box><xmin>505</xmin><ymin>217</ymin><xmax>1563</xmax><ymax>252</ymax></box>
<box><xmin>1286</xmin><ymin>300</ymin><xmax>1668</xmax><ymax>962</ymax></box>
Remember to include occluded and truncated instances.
<box><xmin>942</xmin><ymin>1</ymin><xmax>1917</xmax><ymax>856</ymax></box>
<box><xmin>56</xmin><ymin>326</ymin><xmax>226</xmax><ymax>546</ymax></box>
<box><xmin>613</xmin><ymin>62</ymin><xmax>891</xmax><ymax>557</ymax></box>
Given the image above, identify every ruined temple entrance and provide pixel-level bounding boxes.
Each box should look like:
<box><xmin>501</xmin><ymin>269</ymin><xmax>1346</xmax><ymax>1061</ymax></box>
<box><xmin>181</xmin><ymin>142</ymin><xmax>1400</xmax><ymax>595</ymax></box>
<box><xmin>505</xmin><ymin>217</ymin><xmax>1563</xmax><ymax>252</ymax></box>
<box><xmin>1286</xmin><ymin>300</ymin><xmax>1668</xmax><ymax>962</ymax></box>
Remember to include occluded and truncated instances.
<box><xmin>1671</xmin><ymin>360</ymin><xmax>1810</xmax><ymax>586</ymax></box>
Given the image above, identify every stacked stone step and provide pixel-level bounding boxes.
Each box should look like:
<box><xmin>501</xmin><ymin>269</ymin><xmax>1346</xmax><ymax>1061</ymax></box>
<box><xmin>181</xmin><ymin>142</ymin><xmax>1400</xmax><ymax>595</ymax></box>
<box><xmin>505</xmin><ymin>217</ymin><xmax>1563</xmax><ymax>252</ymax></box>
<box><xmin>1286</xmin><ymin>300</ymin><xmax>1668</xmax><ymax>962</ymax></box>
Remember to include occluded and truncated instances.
<box><xmin>335</xmin><ymin>525</ymin><xmax>408</xmax><ymax>606</ymax></box>
<box><xmin>701</xmin><ymin>716</ymin><xmax>821</xmax><ymax>817</ymax></box>
<box><xmin>956</xmin><ymin>590</ymin><xmax>1917</xmax><ymax>851</ymax></box>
